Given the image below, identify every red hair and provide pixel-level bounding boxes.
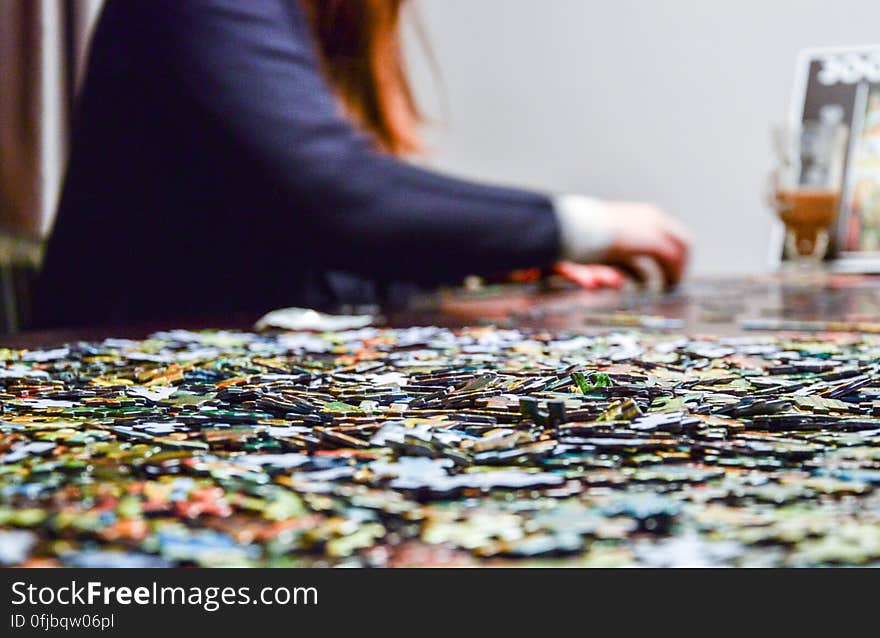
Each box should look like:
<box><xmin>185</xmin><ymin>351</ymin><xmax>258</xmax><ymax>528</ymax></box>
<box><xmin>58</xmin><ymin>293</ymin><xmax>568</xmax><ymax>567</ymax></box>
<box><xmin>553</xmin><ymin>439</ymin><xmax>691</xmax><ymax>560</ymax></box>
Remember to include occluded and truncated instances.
<box><xmin>299</xmin><ymin>0</ymin><xmax>421</xmax><ymax>155</ymax></box>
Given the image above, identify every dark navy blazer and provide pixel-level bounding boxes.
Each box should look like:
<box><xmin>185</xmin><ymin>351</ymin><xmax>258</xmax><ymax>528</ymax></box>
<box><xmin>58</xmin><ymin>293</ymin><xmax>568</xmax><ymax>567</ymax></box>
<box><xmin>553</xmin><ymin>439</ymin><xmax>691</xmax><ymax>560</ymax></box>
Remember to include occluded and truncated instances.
<box><xmin>34</xmin><ymin>0</ymin><xmax>560</xmax><ymax>328</ymax></box>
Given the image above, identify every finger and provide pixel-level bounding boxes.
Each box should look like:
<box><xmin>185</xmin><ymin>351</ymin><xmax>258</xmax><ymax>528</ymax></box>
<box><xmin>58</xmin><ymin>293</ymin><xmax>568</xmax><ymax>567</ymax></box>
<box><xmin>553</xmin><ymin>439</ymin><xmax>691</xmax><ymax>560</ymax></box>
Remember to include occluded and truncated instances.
<box><xmin>589</xmin><ymin>264</ymin><xmax>625</xmax><ymax>288</ymax></box>
<box><xmin>554</xmin><ymin>262</ymin><xmax>599</xmax><ymax>289</ymax></box>
<box><xmin>605</xmin><ymin>258</ymin><xmax>647</xmax><ymax>284</ymax></box>
<box><xmin>649</xmin><ymin>238</ymin><xmax>686</xmax><ymax>288</ymax></box>
<box><xmin>668</xmin><ymin>225</ymin><xmax>691</xmax><ymax>261</ymax></box>
<box><xmin>567</xmin><ymin>271</ymin><xmax>600</xmax><ymax>289</ymax></box>
<box><xmin>663</xmin><ymin>230</ymin><xmax>690</xmax><ymax>271</ymax></box>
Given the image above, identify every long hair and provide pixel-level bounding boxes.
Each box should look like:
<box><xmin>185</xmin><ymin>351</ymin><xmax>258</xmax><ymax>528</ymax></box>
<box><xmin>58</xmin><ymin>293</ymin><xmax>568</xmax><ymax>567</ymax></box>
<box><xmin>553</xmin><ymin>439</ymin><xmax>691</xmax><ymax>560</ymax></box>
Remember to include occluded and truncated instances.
<box><xmin>299</xmin><ymin>0</ymin><xmax>421</xmax><ymax>155</ymax></box>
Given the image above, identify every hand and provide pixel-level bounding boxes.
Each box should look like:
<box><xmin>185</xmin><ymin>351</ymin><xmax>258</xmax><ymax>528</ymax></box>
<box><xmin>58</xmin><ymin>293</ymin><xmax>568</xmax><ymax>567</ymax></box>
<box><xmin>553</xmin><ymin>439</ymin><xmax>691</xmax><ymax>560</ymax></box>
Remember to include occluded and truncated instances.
<box><xmin>600</xmin><ymin>203</ymin><xmax>691</xmax><ymax>288</ymax></box>
<box><xmin>553</xmin><ymin>262</ymin><xmax>625</xmax><ymax>289</ymax></box>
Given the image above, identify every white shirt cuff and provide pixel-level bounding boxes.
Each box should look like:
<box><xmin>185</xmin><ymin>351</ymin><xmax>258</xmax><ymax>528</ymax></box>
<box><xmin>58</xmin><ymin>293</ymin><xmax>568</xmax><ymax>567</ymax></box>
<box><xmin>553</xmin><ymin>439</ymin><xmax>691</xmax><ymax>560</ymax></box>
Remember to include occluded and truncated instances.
<box><xmin>552</xmin><ymin>194</ymin><xmax>614</xmax><ymax>262</ymax></box>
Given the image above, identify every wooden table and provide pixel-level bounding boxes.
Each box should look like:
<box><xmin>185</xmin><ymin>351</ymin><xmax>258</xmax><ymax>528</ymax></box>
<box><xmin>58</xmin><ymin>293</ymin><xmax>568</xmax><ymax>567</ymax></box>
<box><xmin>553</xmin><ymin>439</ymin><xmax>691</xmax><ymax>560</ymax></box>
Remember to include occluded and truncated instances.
<box><xmin>405</xmin><ymin>273</ymin><xmax>880</xmax><ymax>335</ymax></box>
<box><xmin>4</xmin><ymin>273</ymin><xmax>880</xmax><ymax>348</ymax></box>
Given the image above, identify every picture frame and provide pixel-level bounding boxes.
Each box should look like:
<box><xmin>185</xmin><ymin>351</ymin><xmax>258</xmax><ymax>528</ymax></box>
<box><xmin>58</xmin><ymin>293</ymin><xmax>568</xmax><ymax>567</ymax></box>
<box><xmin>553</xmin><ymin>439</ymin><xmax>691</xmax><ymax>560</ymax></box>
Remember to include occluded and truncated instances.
<box><xmin>772</xmin><ymin>45</ymin><xmax>880</xmax><ymax>272</ymax></box>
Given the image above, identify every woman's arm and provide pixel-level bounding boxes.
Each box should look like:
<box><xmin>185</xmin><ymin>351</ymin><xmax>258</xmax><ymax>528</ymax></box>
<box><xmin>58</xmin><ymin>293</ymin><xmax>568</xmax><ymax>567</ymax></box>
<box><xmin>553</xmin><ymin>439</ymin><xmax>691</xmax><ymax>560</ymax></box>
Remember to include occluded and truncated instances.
<box><xmin>141</xmin><ymin>0</ymin><xmax>563</xmax><ymax>283</ymax></box>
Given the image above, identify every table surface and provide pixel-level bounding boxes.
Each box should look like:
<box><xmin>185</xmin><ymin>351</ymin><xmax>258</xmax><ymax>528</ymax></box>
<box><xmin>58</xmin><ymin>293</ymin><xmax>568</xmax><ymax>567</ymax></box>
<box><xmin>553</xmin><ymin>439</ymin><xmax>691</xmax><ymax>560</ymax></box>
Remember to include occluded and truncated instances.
<box><xmin>6</xmin><ymin>273</ymin><xmax>880</xmax><ymax>348</ymax></box>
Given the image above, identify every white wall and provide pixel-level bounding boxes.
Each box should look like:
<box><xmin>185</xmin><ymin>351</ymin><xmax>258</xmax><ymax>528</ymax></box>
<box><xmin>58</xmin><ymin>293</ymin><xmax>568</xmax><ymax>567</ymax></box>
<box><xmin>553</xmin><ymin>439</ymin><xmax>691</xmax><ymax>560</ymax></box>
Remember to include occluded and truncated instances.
<box><xmin>405</xmin><ymin>0</ymin><xmax>880</xmax><ymax>276</ymax></box>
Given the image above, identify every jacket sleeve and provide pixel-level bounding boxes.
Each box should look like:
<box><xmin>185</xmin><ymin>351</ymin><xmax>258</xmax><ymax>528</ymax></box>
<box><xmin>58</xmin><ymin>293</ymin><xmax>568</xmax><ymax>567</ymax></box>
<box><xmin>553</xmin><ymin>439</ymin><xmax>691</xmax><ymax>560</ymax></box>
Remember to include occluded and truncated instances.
<box><xmin>141</xmin><ymin>0</ymin><xmax>561</xmax><ymax>283</ymax></box>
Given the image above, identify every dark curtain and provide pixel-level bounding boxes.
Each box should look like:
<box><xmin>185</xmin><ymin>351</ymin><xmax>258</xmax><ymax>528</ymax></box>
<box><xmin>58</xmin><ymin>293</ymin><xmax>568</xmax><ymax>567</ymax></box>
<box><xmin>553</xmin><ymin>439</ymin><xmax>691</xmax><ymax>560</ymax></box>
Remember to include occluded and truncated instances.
<box><xmin>0</xmin><ymin>0</ymin><xmax>102</xmax><ymax>330</ymax></box>
<box><xmin>0</xmin><ymin>0</ymin><xmax>102</xmax><ymax>240</ymax></box>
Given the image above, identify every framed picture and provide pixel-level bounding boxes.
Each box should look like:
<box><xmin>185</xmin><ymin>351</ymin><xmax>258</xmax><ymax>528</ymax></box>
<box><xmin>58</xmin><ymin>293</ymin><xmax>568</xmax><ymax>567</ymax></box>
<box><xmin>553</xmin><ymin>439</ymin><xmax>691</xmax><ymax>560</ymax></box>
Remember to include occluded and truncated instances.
<box><xmin>775</xmin><ymin>45</ymin><xmax>880</xmax><ymax>271</ymax></box>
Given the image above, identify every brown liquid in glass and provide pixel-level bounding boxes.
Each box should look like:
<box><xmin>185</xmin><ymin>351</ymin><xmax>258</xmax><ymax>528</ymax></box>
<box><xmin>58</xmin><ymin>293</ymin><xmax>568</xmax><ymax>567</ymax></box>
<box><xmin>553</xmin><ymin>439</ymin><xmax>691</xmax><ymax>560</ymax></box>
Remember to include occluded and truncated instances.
<box><xmin>774</xmin><ymin>189</ymin><xmax>839</xmax><ymax>256</ymax></box>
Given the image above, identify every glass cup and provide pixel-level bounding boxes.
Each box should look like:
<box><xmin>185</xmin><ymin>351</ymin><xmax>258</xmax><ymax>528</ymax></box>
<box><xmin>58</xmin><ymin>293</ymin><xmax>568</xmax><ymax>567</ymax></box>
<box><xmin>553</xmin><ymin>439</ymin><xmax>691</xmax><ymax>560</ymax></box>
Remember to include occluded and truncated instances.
<box><xmin>769</xmin><ymin>113</ymin><xmax>849</xmax><ymax>269</ymax></box>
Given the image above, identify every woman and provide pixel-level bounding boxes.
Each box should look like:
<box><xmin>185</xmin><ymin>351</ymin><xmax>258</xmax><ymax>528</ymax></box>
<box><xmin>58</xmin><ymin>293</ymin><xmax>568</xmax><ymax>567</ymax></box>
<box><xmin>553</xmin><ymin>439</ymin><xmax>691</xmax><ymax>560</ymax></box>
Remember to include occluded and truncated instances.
<box><xmin>33</xmin><ymin>0</ymin><xmax>689</xmax><ymax>328</ymax></box>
